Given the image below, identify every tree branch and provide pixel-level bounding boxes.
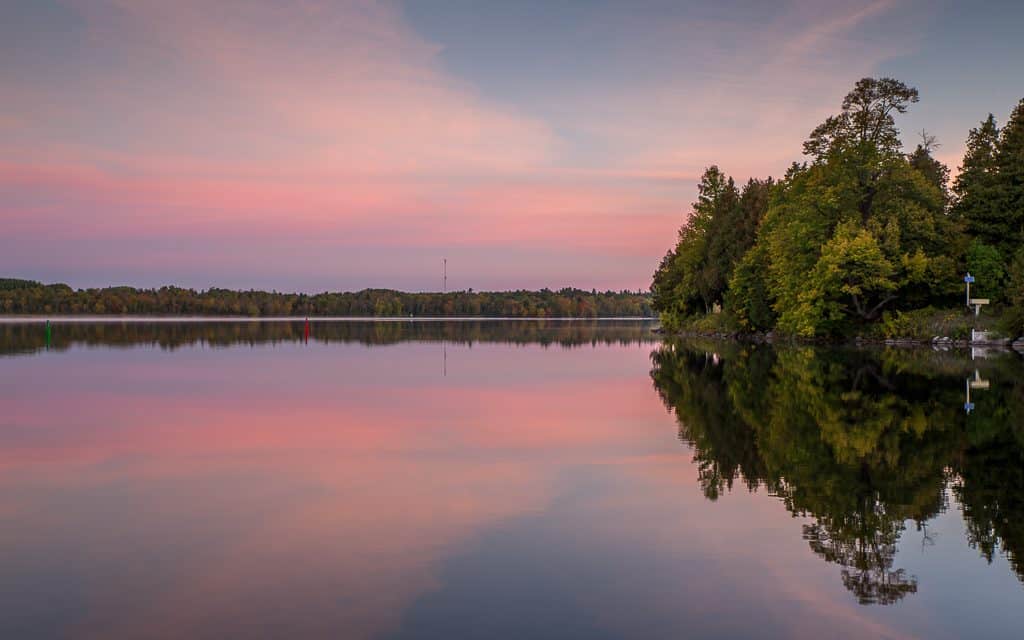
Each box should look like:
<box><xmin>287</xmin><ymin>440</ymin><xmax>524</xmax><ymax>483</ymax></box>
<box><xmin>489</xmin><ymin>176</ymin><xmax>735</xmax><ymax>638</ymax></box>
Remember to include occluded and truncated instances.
<box><xmin>866</xmin><ymin>294</ymin><xmax>897</xmax><ymax>319</ymax></box>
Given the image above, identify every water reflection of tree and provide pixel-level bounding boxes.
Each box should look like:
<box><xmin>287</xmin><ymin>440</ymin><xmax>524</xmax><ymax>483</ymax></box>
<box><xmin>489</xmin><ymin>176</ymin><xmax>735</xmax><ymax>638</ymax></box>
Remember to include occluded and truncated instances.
<box><xmin>803</xmin><ymin>519</ymin><xmax>917</xmax><ymax>605</ymax></box>
<box><xmin>650</xmin><ymin>340</ymin><xmax>1024</xmax><ymax>604</ymax></box>
<box><xmin>649</xmin><ymin>345</ymin><xmax>769</xmax><ymax>500</ymax></box>
<box><xmin>955</xmin><ymin>423</ymin><xmax>1024</xmax><ymax>579</ymax></box>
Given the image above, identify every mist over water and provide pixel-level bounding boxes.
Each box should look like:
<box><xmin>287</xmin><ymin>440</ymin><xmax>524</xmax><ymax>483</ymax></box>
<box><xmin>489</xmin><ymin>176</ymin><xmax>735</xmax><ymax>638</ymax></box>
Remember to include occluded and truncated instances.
<box><xmin>1</xmin><ymin>321</ymin><xmax>1022</xmax><ymax>638</ymax></box>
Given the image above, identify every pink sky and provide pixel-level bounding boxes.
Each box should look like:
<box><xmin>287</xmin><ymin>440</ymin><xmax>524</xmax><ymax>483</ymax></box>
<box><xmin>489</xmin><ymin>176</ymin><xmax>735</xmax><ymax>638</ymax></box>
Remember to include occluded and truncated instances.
<box><xmin>2</xmin><ymin>0</ymin><xmax>1022</xmax><ymax>291</ymax></box>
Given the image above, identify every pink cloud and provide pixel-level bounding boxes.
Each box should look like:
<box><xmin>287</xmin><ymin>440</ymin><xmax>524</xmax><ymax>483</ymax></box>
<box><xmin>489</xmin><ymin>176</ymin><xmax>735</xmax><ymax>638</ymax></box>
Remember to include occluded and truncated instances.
<box><xmin>0</xmin><ymin>0</ymin><xmax>930</xmax><ymax>289</ymax></box>
<box><xmin>0</xmin><ymin>157</ymin><xmax>681</xmax><ymax>265</ymax></box>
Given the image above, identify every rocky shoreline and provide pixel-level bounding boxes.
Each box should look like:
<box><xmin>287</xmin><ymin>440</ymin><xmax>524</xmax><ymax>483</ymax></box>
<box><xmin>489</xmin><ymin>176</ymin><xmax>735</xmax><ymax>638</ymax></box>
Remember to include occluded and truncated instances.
<box><xmin>653</xmin><ymin>327</ymin><xmax>1024</xmax><ymax>352</ymax></box>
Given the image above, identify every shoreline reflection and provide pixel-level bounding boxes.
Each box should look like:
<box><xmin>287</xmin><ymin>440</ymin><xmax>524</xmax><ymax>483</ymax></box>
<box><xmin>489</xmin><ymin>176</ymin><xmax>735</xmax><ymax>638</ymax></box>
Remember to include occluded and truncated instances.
<box><xmin>650</xmin><ymin>339</ymin><xmax>1024</xmax><ymax>604</ymax></box>
<box><xmin>0</xmin><ymin>319</ymin><xmax>658</xmax><ymax>356</ymax></box>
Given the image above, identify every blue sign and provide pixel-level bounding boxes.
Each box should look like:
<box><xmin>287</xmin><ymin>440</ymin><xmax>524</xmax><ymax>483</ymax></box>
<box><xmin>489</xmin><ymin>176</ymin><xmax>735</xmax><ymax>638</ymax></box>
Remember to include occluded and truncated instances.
<box><xmin>964</xmin><ymin>402</ymin><xmax>975</xmax><ymax>413</ymax></box>
<box><xmin>964</xmin><ymin>274</ymin><xmax>975</xmax><ymax>283</ymax></box>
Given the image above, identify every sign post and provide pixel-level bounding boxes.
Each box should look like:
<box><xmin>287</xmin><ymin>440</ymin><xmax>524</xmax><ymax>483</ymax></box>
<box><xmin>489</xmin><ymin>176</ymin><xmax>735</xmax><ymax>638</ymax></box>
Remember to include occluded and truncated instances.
<box><xmin>964</xmin><ymin>273</ymin><xmax>975</xmax><ymax>307</ymax></box>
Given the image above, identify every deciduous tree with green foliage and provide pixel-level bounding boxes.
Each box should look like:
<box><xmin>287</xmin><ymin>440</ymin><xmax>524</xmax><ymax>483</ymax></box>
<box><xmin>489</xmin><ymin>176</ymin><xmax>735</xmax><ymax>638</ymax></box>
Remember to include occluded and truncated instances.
<box><xmin>966</xmin><ymin>239</ymin><xmax>1006</xmax><ymax>301</ymax></box>
<box><xmin>757</xmin><ymin>79</ymin><xmax>958</xmax><ymax>336</ymax></box>
<box><xmin>796</xmin><ymin>222</ymin><xmax>900</xmax><ymax>335</ymax></box>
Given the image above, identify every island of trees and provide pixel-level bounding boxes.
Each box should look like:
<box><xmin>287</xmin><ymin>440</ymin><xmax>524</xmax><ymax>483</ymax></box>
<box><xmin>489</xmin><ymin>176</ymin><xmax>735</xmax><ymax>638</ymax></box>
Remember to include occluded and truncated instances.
<box><xmin>0</xmin><ymin>280</ymin><xmax>653</xmax><ymax>318</ymax></box>
<box><xmin>652</xmin><ymin>78</ymin><xmax>1024</xmax><ymax>339</ymax></box>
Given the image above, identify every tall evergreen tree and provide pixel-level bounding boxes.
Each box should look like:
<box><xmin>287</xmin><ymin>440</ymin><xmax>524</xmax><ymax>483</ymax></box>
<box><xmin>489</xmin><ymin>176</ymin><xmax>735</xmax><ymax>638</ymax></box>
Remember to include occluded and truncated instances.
<box><xmin>702</xmin><ymin>176</ymin><xmax>746</xmax><ymax>305</ymax></box>
<box><xmin>996</xmin><ymin>99</ymin><xmax>1024</xmax><ymax>249</ymax></box>
<box><xmin>651</xmin><ymin>167</ymin><xmax>725</xmax><ymax>325</ymax></box>
<box><xmin>952</xmin><ymin>114</ymin><xmax>1002</xmax><ymax>244</ymax></box>
<box><xmin>652</xmin><ymin>168</ymin><xmax>772</xmax><ymax>328</ymax></box>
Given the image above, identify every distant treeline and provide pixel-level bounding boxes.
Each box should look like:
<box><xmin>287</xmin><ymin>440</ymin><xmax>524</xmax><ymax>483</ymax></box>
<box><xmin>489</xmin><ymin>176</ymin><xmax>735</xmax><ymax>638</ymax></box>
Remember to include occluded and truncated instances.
<box><xmin>652</xmin><ymin>78</ymin><xmax>1024</xmax><ymax>338</ymax></box>
<box><xmin>0</xmin><ymin>318</ymin><xmax>657</xmax><ymax>356</ymax></box>
<box><xmin>0</xmin><ymin>280</ymin><xmax>653</xmax><ymax>318</ymax></box>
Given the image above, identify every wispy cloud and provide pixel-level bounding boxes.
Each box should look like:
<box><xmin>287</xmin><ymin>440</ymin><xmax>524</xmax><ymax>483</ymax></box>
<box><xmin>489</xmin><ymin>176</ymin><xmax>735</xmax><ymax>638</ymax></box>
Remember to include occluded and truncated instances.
<box><xmin>0</xmin><ymin>0</ymin><xmax>918</xmax><ymax>289</ymax></box>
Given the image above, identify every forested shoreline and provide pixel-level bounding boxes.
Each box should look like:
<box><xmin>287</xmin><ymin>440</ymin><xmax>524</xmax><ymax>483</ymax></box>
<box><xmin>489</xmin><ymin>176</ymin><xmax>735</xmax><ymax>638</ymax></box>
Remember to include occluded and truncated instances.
<box><xmin>652</xmin><ymin>78</ymin><xmax>1024</xmax><ymax>339</ymax></box>
<box><xmin>0</xmin><ymin>280</ymin><xmax>653</xmax><ymax>318</ymax></box>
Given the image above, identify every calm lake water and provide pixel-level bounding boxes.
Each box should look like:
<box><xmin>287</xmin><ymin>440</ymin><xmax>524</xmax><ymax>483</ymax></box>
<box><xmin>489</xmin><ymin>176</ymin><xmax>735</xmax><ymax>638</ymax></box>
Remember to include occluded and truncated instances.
<box><xmin>2</xmin><ymin>320</ymin><xmax>1023</xmax><ymax>639</ymax></box>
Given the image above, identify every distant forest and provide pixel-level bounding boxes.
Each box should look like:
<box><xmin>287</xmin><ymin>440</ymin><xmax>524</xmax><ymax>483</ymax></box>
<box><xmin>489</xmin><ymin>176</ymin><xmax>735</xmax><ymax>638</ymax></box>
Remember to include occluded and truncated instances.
<box><xmin>0</xmin><ymin>279</ymin><xmax>653</xmax><ymax>318</ymax></box>
<box><xmin>652</xmin><ymin>78</ymin><xmax>1024</xmax><ymax>338</ymax></box>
